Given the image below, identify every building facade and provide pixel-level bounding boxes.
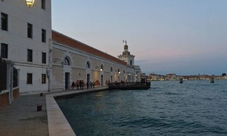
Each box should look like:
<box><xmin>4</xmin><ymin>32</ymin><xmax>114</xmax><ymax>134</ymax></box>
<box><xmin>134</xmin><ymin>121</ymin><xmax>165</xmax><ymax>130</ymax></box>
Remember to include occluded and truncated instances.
<box><xmin>51</xmin><ymin>31</ymin><xmax>142</xmax><ymax>91</ymax></box>
<box><xmin>1</xmin><ymin>1</ymin><xmax>143</xmax><ymax>95</ymax></box>
<box><xmin>0</xmin><ymin>0</ymin><xmax>52</xmax><ymax>94</ymax></box>
<box><xmin>118</xmin><ymin>41</ymin><xmax>141</xmax><ymax>82</ymax></box>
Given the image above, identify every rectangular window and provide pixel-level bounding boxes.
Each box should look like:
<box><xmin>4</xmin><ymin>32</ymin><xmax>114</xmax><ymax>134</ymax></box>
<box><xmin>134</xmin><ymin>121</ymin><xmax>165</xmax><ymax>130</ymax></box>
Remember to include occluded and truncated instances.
<box><xmin>27</xmin><ymin>49</ymin><xmax>33</xmax><ymax>62</ymax></box>
<box><xmin>42</xmin><ymin>74</ymin><xmax>46</xmax><ymax>84</ymax></box>
<box><xmin>1</xmin><ymin>12</ymin><xmax>8</xmax><ymax>31</ymax></box>
<box><xmin>41</xmin><ymin>0</ymin><xmax>46</xmax><ymax>9</ymax></box>
<box><xmin>27</xmin><ymin>73</ymin><xmax>32</xmax><ymax>84</ymax></box>
<box><xmin>1</xmin><ymin>43</ymin><xmax>8</xmax><ymax>58</ymax></box>
<box><xmin>42</xmin><ymin>29</ymin><xmax>46</xmax><ymax>42</ymax></box>
<box><xmin>27</xmin><ymin>23</ymin><xmax>33</xmax><ymax>38</ymax></box>
<box><xmin>42</xmin><ymin>52</ymin><xmax>46</xmax><ymax>64</ymax></box>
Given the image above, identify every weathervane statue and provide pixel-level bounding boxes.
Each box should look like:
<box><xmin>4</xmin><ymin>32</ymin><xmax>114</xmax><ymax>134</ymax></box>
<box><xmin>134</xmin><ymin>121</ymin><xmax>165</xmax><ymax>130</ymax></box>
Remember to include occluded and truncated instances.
<box><xmin>123</xmin><ymin>40</ymin><xmax>127</xmax><ymax>45</ymax></box>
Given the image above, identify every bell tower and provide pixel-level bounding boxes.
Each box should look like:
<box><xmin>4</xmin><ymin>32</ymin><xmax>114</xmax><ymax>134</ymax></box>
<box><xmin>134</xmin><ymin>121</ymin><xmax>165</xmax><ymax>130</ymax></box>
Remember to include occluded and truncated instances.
<box><xmin>118</xmin><ymin>40</ymin><xmax>135</xmax><ymax>66</ymax></box>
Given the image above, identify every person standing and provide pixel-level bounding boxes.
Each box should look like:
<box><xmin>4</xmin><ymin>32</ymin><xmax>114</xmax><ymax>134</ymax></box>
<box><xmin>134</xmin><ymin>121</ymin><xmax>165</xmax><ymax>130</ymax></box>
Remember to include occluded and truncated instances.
<box><xmin>72</xmin><ymin>82</ymin><xmax>75</xmax><ymax>89</ymax></box>
<box><xmin>79</xmin><ymin>80</ymin><xmax>82</xmax><ymax>90</ymax></box>
<box><xmin>93</xmin><ymin>81</ymin><xmax>95</xmax><ymax>88</ymax></box>
<box><xmin>76</xmin><ymin>81</ymin><xmax>79</xmax><ymax>90</ymax></box>
<box><xmin>90</xmin><ymin>81</ymin><xmax>93</xmax><ymax>88</ymax></box>
<box><xmin>81</xmin><ymin>81</ymin><xmax>84</xmax><ymax>90</ymax></box>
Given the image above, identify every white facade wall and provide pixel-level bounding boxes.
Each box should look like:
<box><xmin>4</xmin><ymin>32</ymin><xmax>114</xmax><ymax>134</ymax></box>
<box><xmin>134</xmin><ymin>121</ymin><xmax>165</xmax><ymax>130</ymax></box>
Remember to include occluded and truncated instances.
<box><xmin>118</xmin><ymin>45</ymin><xmax>141</xmax><ymax>82</ymax></box>
<box><xmin>51</xmin><ymin>41</ymin><xmax>129</xmax><ymax>90</ymax></box>
<box><xmin>134</xmin><ymin>65</ymin><xmax>141</xmax><ymax>82</ymax></box>
<box><xmin>118</xmin><ymin>54</ymin><xmax>135</xmax><ymax>66</ymax></box>
<box><xmin>0</xmin><ymin>0</ymin><xmax>52</xmax><ymax>94</ymax></box>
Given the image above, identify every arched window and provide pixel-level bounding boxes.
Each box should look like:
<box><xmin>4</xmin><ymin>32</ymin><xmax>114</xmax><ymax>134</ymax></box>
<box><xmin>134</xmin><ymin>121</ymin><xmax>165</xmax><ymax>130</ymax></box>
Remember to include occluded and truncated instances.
<box><xmin>110</xmin><ymin>67</ymin><xmax>113</xmax><ymax>72</ymax></box>
<box><xmin>64</xmin><ymin>57</ymin><xmax>70</xmax><ymax>65</ymax></box>
<box><xmin>86</xmin><ymin>61</ymin><xmax>90</xmax><ymax>68</ymax></box>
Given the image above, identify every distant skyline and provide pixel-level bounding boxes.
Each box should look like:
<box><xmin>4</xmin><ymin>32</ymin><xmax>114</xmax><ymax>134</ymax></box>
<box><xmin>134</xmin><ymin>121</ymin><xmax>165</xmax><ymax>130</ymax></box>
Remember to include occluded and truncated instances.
<box><xmin>52</xmin><ymin>0</ymin><xmax>227</xmax><ymax>75</ymax></box>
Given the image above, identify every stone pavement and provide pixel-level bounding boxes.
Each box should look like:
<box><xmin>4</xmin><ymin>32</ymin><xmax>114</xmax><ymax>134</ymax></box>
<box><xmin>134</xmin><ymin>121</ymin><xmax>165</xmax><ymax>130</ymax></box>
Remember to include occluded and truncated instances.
<box><xmin>0</xmin><ymin>86</ymin><xmax>108</xmax><ymax>136</ymax></box>
<box><xmin>0</xmin><ymin>94</ymin><xmax>48</xmax><ymax>136</ymax></box>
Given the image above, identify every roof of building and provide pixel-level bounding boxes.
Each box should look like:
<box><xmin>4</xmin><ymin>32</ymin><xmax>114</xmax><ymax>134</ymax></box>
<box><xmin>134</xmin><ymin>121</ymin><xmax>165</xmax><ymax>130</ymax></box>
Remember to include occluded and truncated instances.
<box><xmin>52</xmin><ymin>30</ymin><xmax>127</xmax><ymax>65</ymax></box>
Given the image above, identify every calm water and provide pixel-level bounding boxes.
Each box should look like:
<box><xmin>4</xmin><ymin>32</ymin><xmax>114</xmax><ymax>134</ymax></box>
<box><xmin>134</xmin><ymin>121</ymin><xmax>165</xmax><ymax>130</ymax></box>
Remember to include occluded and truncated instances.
<box><xmin>56</xmin><ymin>80</ymin><xmax>227</xmax><ymax>136</ymax></box>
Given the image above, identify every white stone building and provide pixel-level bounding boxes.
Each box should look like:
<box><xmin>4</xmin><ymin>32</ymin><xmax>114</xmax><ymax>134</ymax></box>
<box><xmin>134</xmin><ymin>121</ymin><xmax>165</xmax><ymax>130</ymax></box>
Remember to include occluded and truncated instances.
<box><xmin>51</xmin><ymin>31</ymin><xmax>142</xmax><ymax>91</ymax></box>
<box><xmin>1</xmin><ymin>0</ymin><xmax>143</xmax><ymax>95</ymax></box>
<box><xmin>0</xmin><ymin>0</ymin><xmax>52</xmax><ymax>94</ymax></box>
<box><xmin>118</xmin><ymin>41</ymin><xmax>141</xmax><ymax>82</ymax></box>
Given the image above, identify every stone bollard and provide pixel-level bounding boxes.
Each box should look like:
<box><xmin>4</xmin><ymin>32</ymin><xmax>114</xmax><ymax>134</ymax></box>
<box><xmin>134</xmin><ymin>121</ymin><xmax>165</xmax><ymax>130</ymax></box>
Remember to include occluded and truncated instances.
<box><xmin>37</xmin><ymin>105</ymin><xmax>42</xmax><ymax>111</ymax></box>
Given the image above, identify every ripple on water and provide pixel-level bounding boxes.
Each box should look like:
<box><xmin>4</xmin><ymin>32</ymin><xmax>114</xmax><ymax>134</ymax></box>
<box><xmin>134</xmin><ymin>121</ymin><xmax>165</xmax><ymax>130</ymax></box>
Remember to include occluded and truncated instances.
<box><xmin>56</xmin><ymin>80</ymin><xmax>227</xmax><ymax>136</ymax></box>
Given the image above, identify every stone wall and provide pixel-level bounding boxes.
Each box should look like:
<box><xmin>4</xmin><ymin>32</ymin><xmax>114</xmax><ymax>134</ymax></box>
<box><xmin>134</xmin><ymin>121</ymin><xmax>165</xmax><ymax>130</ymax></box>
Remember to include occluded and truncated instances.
<box><xmin>13</xmin><ymin>88</ymin><xmax>20</xmax><ymax>99</ymax></box>
<box><xmin>0</xmin><ymin>92</ymin><xmax>9</xmax><ymax>111</ymax></box>
<box><xmin>0</xmin><ymin>88</ymin><xmax>19</xmax><ymax>111</ymax></box>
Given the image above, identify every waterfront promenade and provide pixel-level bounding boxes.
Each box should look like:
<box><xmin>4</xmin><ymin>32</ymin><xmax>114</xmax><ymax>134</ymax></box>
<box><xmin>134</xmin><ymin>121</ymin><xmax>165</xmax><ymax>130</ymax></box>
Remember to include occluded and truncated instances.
<box><xmin>0</xmin><ymin>86</ymin><xmax>108</xmax><ymax>136</ymax></box>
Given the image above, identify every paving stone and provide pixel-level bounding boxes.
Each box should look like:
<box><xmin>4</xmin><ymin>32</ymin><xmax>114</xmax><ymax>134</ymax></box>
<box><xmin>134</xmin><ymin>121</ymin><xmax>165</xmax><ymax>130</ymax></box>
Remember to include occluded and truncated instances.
<box><xmin>0</xmin><ymin>94</ymin><xmax>48</xmax><ymax>136</ymax></box>
<box><xmin>0</xmin><ymin>87</ymin><xmax>108</xmax><ymax>136</ymax></box>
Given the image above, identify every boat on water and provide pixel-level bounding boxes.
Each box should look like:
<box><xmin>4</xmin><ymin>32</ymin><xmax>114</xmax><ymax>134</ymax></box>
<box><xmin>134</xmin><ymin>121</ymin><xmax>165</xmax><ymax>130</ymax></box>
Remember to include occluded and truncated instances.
<box><xmin>108</xmin><ymin>82</ymin><xmax>150</xmax><ymax>90</ymax></box>
<box><xmin>210</xmin><ymin>77</ymin><xmax>214</xmax><ymax>83</ymax></box>
<box><xmin>179</xmin><ymin>78</ymin><xmax>183</xmax><ymax>83</ymax></box>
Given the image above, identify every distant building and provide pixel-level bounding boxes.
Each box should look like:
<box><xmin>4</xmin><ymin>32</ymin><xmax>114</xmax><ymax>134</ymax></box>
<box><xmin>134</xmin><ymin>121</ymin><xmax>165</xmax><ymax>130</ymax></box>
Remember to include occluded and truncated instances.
<box><xmin>148</xmin><ymin>73</ymin><xmax>165</xmax><ymax>81</ymax></box>
<box><xmin>51</xmin><ymin>31</ymin><xmax>138</xmax><ymax>91</ymax></box>
<box><xmin>165</xmin><ymin>73</ymin><xmax>177</xmax><ymax>80</ymax></box>
<box><xmin>118</xmin><ymin>41</ymin><xmax>141</xmax><ymax>82</ymax></box>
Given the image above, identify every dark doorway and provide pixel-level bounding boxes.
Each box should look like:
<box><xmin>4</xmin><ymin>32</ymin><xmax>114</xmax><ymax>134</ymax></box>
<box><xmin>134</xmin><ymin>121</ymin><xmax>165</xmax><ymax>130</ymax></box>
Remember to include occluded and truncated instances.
<box><xmin>101</xmin><ymin>75</ymin><xmax>103</xmax><ymax>86</ymax></box>
<box><xmin>65</xmin><ymin>72</ymin><xmax>70</xmax><ymax>89</ymax></box>
<box><xmin>87</xmin><ymin>74</ymin><xmax>90</xmax><ymax>85</ymax></box>
<box><xmin>128</xmin><ymin>75</ymin><xmax>131</xmax><ymax>82</ymax></box>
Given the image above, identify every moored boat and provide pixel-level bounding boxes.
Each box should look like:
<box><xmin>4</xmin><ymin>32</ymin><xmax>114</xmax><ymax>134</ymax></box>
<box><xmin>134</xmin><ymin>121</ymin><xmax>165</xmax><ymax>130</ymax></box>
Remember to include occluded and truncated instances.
<box><xmin>179</xmin><ymin>78</ymin><xmax>183</xmax><ymax>83</ymax></box>
<box><xmin>210</xmin><ymin>77</ymin><xmax>214</xmax><ymax>83</ymax></box>
<box><xmin>108</xmin><ymin>82</ymin><xmax>150</xmax><ymax>90</ymax></box>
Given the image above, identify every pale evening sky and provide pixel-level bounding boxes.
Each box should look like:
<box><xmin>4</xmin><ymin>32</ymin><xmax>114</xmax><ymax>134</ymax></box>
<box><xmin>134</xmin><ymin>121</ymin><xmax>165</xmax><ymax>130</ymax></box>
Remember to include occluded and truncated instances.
<box><xmin>52</xmin><ymin>0</ymin><xmax>227</xmax><ymax>75</ymax></box>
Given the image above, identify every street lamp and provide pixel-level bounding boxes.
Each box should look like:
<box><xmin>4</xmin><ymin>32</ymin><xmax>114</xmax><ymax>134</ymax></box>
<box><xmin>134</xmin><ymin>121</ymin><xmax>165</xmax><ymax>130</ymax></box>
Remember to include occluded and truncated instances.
<box><xmin>25</xmin><ymin>0</ymin><xmax>35</xmax><ymax>8</ymax></box>
<box><xmin>100</xmin><ymin>65</ymin><xmax>103</xmax><ymax>71</ymax></box>
<box><xmin>118</xmin><ymin>69</ymin><xmax>120</xmax><ymax>74</ymax></box>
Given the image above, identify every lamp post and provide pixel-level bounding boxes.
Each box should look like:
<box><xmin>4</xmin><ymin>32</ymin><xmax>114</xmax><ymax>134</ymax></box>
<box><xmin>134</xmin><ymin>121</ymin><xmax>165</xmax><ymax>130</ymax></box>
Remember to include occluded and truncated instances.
<box><xmin>25</xmin><ymin>0</ymin><xmax>35</xmax><ymax>8</ymax></box>
<box><xmin>100</xmin><ymin>64</ymin><xmax>103</xmax><ymax>71</ymax></box>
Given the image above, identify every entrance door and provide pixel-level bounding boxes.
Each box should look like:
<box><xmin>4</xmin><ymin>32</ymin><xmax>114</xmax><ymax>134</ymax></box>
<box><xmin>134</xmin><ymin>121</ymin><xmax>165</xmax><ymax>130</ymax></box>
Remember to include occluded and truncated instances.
<box><xmin>101</xmin><ymin>75</ymin><xmax>103</xmax><ymax>86</ymax></box>
<box><xmin>128</xmin><ymin>75</ymin><xmax>131</xmax><ymax>82</ymax></box>
<box><xmin>65</xmin><ymin>72</ymin><xmax>70</xmax><ymax>89</ymax></box>
<box><xmin>87</xmin><ymin>74</ymin><xmax>90</xmax><ymax>87</ymax></box>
